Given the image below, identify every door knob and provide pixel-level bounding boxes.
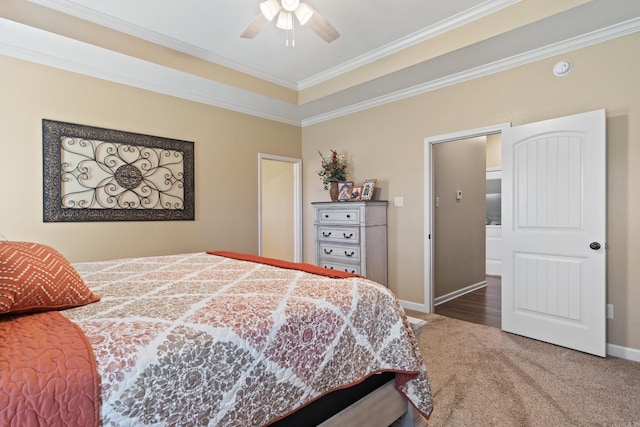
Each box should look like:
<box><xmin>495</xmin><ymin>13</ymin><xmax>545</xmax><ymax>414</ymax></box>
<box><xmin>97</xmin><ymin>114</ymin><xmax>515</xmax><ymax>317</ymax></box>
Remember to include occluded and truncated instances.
<box><xmin>589</xmin><ymin>242</ymin><xmax>601</xmax><ymax>250</ymax></box>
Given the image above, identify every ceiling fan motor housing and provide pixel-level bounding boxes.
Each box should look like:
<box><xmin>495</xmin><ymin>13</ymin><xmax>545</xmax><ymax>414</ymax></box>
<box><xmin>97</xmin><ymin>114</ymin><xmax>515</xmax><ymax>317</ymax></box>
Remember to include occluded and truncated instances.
<box><xmin>281</xmin><ymin>0</ymin><xmax>300</xmax><ymax>12</ymax></box>
<box><xmin>247</xmin><ymin>0</ymin><xmax>338</xmax><ymax>43</ymax></box>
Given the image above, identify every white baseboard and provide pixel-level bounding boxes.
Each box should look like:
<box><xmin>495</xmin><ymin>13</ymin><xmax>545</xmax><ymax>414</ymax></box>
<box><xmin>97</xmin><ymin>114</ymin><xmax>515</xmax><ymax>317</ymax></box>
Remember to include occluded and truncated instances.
<box><xmin>433</xmin><ymin>280</ymin><xmax>487</xmax><ymax>306</ymax></box>
<box><xmin>400</xmin><ymin>297</ymin><xmax>640</xmax><ymax>364</ymax></box>
<box><xmin>607</xmin><ymin>343</ymin><xmax>640</xmax><ymax>362</ymax></box>
<box><xmin>400</xmin><ymin>300</ymin><xmax>430</xmax><ymax>313</ymax></box>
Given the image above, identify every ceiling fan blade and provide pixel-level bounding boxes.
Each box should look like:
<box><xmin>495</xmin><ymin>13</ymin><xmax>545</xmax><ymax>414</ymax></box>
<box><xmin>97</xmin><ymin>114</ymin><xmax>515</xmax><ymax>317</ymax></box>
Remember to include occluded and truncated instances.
<box><xmin>307</xmin><ymin>8</ymin><xmax>340</xmax><ymax>43</ymax></box>
<box><xmin>240</xmin><ymin>14</ymin><xmax>269</xmax><ymax>39</ymax></box>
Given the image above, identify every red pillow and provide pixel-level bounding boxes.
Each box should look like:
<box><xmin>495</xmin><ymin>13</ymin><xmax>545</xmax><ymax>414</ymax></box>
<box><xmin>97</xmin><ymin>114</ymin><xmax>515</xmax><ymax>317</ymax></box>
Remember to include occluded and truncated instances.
<box><xmin>0</xmin><ymin>241</ymin><xmax>100</xmax><ymax>314</ymax></box>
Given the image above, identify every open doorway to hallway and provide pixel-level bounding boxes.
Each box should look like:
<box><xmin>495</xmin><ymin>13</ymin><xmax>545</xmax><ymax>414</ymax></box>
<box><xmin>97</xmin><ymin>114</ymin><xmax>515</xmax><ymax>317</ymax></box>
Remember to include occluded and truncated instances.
<box><xmin>426</xmin><ymin>124</ymin><xmax>505</xmax><ymax>329</ymax></box>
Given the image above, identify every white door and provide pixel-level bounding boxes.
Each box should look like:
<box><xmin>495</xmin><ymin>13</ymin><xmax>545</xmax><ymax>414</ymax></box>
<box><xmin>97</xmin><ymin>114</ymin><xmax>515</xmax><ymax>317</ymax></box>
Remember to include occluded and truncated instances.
<box><xmin>502</xmin><ymin>109</ymin><xmax>606</xmax><ymax>357</ymax></box>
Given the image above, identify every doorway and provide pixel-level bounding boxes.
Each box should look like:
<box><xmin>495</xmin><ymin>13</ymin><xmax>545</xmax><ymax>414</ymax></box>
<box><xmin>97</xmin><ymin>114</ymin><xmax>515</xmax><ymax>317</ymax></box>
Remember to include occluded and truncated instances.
<box><xmin>425</xmin><ymin>110</ymin><xmax>606</xmax><ymax>356</ymax></box>
<box><xmin>423</xmin><ymin>123</ymin><xmax>510</xmax><ymax>312</ymax></box>
<box><xmin>431</xmin><ymin>135</ymin><xmax>487</xmax><ymax>306</ymax></box>
<box><xmin>258</xmin><ymin>154</ymin><xmax>302</xmax><ymax>262</ymax></box>
<box><xmin>430</xmin><ymin>134</ymin><xmax>503</xmax><ymax>328</ymax></box>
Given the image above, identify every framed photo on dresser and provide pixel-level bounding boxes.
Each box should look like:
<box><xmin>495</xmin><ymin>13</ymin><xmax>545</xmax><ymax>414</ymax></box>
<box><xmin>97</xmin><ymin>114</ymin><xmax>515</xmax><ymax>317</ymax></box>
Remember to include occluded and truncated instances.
<box><xmin>337</xmin><ymin>181</ymin><xmax>353</xmax><ymax>201</ymax></box>
<box><xmin>350</xmin><ymin>186</ymin><xmax>363</xmax><ymax>201</ymax></box>
<box><xmin>361</xmin><ymin>179</ymin><xmax>377</xmax><ymax>201</ymax></box>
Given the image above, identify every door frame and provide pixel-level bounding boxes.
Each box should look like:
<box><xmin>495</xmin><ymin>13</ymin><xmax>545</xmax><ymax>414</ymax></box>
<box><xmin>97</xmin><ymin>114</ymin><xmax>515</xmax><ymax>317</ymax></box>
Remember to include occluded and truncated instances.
<box><xmin>422</xmin><ymin>123</ymin><xmax>511</xmax><ymax>312</ymax></box>
<box><xmin>258</xmin><ymin>153</ymin><xmax>303</xmax><ymax>262</ymax></box>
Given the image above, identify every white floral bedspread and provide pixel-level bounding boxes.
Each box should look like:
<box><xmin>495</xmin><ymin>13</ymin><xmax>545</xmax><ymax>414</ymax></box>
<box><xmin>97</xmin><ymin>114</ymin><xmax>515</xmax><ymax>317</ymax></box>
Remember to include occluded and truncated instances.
<box><xmin>62</xmin><ymin>252</ymin><xmax>432</xmax><ymax>426</ymax></box>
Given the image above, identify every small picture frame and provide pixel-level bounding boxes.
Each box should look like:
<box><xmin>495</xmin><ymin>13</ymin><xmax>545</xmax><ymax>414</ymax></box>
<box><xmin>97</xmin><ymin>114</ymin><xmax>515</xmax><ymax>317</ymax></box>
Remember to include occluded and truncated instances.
<box><xmin>350</xmin><ymin>186</ymin><xmax>363</xmax><ymax>201</ymax></box>
<box><xmin>361</xmin><ymin>179</ymin><xmax>377</xmax><ymax>201</ymax></box>
<box><xmin>337</xmin><ymin>181</ymin><xmax>354</xmax><ymax>201</ymax></box>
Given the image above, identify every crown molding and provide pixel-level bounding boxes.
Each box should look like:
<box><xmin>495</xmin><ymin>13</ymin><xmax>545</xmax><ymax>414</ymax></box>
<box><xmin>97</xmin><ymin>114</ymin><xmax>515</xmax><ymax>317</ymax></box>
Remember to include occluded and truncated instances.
<box><xmin>26</xmin><ymin>0</ymin><xmax>299</xmax><ymax>90</ymax></box>
<box><xmin>0</xmin><ymin>18</ymin><xmax>302</xmax><ymax>126</ymax></box>
<box><xmin>27</xmin><ymin>0</ymin><xmax>519</xmax><ymax>91</ymax></box>
<box><xmin>300</xmin><ymin>17</ymin><xmax>640</xmax><ymax>126</ymax></box>
<box><xmin>297</xmin><ymin>0</ymin><xmax>519</xmax><ymax>90</ymax></box>
<box><xmin>2</xmin><ymin>16</ymin><xmax>639</xmax><ymax>127</ymax></box>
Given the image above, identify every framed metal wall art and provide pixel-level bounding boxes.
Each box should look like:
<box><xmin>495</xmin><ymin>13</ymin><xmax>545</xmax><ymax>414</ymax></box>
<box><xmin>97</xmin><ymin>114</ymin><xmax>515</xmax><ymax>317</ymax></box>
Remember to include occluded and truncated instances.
<box><xmin>43</xmin><ymin>119</ymin><xmax>195</xmax><ymax>222</ymax></box>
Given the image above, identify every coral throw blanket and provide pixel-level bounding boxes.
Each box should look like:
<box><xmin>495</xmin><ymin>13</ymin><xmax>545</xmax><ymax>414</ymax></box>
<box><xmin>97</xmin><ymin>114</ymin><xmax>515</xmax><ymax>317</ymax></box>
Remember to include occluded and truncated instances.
<box><xmin>208</xmin><ymin>251</ymin><xmax>362</xmax><ymax>279</ymax></box>
<box><xmin>0</xmin><ymin>311</ymin><xmax>100</xmax><ymax>427</ymax></box>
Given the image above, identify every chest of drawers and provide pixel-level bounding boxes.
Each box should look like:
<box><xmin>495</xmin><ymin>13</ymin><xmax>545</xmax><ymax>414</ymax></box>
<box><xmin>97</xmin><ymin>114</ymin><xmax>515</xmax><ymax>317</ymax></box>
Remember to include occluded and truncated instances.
<box><xmin>312</xmin><ymin>201</ymin><xmax>388</xmax><ymax>286</ymax></box>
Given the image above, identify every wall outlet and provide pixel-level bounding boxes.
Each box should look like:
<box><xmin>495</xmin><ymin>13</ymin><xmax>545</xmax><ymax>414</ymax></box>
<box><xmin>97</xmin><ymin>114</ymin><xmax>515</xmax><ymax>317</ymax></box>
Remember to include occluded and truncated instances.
<box><xmin>606</xmin><ymin>304</ymin><xmax>614</xmax><ymax>319</ymax></box>
<box><xmin>394</xmin><ymin>196</ymin><xmax>404</xmax><ymax>207</ymax></box>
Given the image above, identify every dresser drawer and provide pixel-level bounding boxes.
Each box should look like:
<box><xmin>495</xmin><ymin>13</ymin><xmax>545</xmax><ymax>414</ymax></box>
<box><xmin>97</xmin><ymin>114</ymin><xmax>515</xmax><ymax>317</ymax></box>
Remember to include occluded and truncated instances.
<box><xmin>317</xmin><ymin>226</ymin><xmax>360</xmax><ymax>243</ymax></box>
<box><xmin>317</xmin><ymin>208</ymin><xmax>360</xmax><ymax>225</ymax></box>
<box><xmin>319</xmin><ymin>243</ymin><xmax>361</xmax><ymax>262</ymax></box>
<box><xmin>319</xmin><ymin>261</ymin><xmax>361</xmax><ymax>275</ymax></box>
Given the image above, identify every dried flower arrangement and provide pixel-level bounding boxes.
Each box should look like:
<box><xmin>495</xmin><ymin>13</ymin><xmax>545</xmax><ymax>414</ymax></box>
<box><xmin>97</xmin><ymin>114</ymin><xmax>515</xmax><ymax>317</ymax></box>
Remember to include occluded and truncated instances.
<box><xmin>317</xmin><ymin>149</ymin><xmax>349</xmax><ymax>190</ymax></box>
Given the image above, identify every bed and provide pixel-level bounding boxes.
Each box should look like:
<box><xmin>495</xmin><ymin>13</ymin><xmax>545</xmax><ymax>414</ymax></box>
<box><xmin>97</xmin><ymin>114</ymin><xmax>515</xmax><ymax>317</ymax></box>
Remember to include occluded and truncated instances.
<box><xmin>0</xmin><ymin>241</ymin><xmax>433</xmax><ymax>426</ymax></box>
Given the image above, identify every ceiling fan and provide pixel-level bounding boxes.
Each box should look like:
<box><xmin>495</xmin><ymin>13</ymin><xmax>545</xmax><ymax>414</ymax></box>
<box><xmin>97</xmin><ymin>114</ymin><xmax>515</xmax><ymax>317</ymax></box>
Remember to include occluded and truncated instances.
<box><xmin>241</xmin><ymin>0</ymin><xmax>340</xmax><ymax>44</ymax></box>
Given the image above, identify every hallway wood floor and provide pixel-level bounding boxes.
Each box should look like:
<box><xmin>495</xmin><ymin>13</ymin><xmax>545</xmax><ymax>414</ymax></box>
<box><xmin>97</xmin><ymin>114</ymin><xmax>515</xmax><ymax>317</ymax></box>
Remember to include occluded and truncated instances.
<box><xmin>434</xmin><ymin>276</ymin><xmax>501</xmax><ymax>328</ymax></box>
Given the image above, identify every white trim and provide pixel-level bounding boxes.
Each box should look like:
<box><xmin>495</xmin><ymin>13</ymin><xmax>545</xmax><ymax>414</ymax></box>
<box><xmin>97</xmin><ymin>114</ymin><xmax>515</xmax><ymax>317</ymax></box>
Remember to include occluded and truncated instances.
<box><xmin>27</xmin><ymin>0</ymin><xmax>518</xmax><ymax>91</ymax></box>
<box><xmin>423</xmin><ymin>123</ymin><xmax>511</xmax><ymax>313</ymax></box>
<box><xmin>300</xmin><ymin>18</ymin><xmax>640</xmax><ymax>126</ymax></box>
<box><xmin>26</xmin><ymin>0</ymin><xmax>298</xmax><ymax>89</ymax></box>
<box><xmin>0</xmin><ymin>18</ymin><xmax>303</xmax><ymax>126</ymax></box>
<box><xmin>402</xmin><ymin>304</ymin><xmax>640</xmax><ymax>363</ymax></box>
<box><xmin>2</xmin><ymin>16</ymin><xmax>640</xmax><ymax>126</ymax></box>
<box><xmin>607</xmin><ymin>343</ymin><xmax>640</xmax><ymax>363</ymax></box>
<box><xmin>298</xmin><ymin>0</ymin><xmax>519</xmax><ymax>89</ymax></box>
<box><xmin>258</xmin><ymin>153</ymin><xmax>303</xmax><ymax>263</ymax></box>
<box><xmin>434</xmin><ymin>280</ymin><xmax>487</xmax><ymax>306</ymax></box>
<box><xmin>424</xmin><ymin>124</ymin><xmax>512</xmax><ymax>145</ymax></box>
<box><xmin>399</xmin><ymin>299</ymin><xmax>430</xmax><ymax>313</ymax></box>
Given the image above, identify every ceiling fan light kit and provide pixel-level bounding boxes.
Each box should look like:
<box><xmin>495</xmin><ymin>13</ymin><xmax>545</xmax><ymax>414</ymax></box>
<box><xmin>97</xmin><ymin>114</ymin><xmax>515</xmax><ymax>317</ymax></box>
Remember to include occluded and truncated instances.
<box><xmin>260</xmin><ymin>0</ymin><xmax>281</xmax><ymax>21</ymax></box>
<box><xmin>243</xmin><ymin>0</ymin><xmax>340</xmax><ymax>44</ymax></box>
<box><xmin>276</xmin><ymin>11</ymin><xmax>293</xmax><ymax>30</ymax></box>
<box><xmin>294</xmin><ymin>3</ymin><xmax>313</xmax><ymax>26</ymax></box>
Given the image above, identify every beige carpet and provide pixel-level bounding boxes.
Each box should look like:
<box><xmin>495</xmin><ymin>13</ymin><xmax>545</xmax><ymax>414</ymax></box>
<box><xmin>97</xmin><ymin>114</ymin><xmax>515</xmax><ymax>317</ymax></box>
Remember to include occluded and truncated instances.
<box><xmin>407</xmin><ymin>312</ymin><xmax>640</xmax><ymax>426</ymax></box>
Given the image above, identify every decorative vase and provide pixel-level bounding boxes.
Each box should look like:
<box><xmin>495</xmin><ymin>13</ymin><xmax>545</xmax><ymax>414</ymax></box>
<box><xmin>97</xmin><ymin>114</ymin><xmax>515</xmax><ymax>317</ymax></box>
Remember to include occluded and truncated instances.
<box><xmin>329</xmin><ymin>180</ymin><xmax>339</xmax><ymax>202</ymax></box>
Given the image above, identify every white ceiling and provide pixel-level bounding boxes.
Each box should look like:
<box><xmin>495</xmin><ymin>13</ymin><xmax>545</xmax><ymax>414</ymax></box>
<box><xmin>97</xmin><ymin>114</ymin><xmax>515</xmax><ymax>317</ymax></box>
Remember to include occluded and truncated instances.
<box><xmin>28</xmin><ymin>0</ymin><xmax>507</xmax><ymax>87</ymax></box>
<box><xmin>9</xmin><ymin>0</ymin><xmax>640</xmax><ymax>124</ymax></box>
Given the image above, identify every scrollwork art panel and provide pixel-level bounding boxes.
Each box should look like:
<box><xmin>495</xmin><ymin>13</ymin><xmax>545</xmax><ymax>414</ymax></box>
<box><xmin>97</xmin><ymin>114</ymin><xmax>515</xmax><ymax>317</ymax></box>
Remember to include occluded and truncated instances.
<box><xmin>43</xmin><ymin>119</ymin><xmax>194</xmax><ymax>222</ymax></box>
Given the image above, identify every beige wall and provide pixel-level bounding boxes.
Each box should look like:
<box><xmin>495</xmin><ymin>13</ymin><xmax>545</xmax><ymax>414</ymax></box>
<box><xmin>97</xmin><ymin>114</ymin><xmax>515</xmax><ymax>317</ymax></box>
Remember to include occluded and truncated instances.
<box><xmin>302</xmin><ymin>32</ymin><xmax>640</xmax><ymax>351</ymax></box>
<box><xmin>0</xmin><ymin>55</ymin><xmax>301</xmax><ymax>262</ymax></box>
<box><xmin>486</xmin><ymin>133</ymin><xmax>502</xmax><ymax>169</ymax></box>
<box><xmin>433</xmin><ymin>137</ymin><xmax>486</xmax><ymax>298</ymax></box>
<box><xmin>2</xmin><ymin>22</ymin><xmax>638</xmax><ymax>352</ymax></box>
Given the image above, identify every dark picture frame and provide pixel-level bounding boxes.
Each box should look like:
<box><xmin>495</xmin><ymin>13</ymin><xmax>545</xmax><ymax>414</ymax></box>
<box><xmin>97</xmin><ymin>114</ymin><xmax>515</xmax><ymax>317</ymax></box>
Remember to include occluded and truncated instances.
<box><xmin>43</xmin><ymin>119</ymin><xmax>195</xmax><ymax>222</ymax></box>
<box><xmin>337</xmin><ymin>181</ymin><xmax>354</xmax><ymax>201</ymax></box>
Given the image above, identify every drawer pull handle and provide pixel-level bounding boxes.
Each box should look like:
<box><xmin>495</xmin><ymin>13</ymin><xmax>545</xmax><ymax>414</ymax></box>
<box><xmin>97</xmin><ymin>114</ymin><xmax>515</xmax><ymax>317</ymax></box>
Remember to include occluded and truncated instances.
<box><xmin>324</xmin><ymin>214</ymin><xmax>329</xmax><ymax>218</ymax></box>
<box><xmin>343</xmin><ymin>233</ymin><xmax>353</xmax><ymax>239</ymax></box>
<box><xmin>325</xmin><ymin>266</ymin><xmax>334</xmax><ymax>270</ymax></box>
<box><xmin>345</xmin><ymin>269</ymin><xmax>355</xmax><ymax>273</ymax></box>
<box><xmin>323</xmin><ymin>249</ymin><xmax>333</xmax><ymax>255</ymax></box>
<box><xmin>322</xmin><ymin>231</ymin><xmax>332</xmax><ymax>237</ymax></box>
<box><xmin>346</xmin><ymin>214</ymin><xmax>351</xmax><ymax>218</ymax></box>
<box><xmin>345</xmin><ymin>251</ymin><xmax>355</xmax><ymax>257</ymax></box>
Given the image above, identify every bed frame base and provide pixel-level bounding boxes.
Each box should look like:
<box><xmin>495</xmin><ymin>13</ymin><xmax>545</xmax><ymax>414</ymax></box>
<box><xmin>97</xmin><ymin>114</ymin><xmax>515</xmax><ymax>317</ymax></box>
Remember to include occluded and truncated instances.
<box><xmin>318</xmin><ymin>380</ymin><xmax>417</xmax><ymax>427</ymax></box>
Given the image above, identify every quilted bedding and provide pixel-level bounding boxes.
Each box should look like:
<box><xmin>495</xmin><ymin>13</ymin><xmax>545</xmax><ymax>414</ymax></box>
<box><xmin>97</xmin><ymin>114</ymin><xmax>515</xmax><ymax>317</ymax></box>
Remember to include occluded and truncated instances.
<box><xmin>0</xmin><ymin>311</ymin><xmax>100</xmax><ymax>426</ymax></box>
<box><xmin>61</xmin><ymin>252</ymin><xmax>433</xmax><ymax>426</ymax></box>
